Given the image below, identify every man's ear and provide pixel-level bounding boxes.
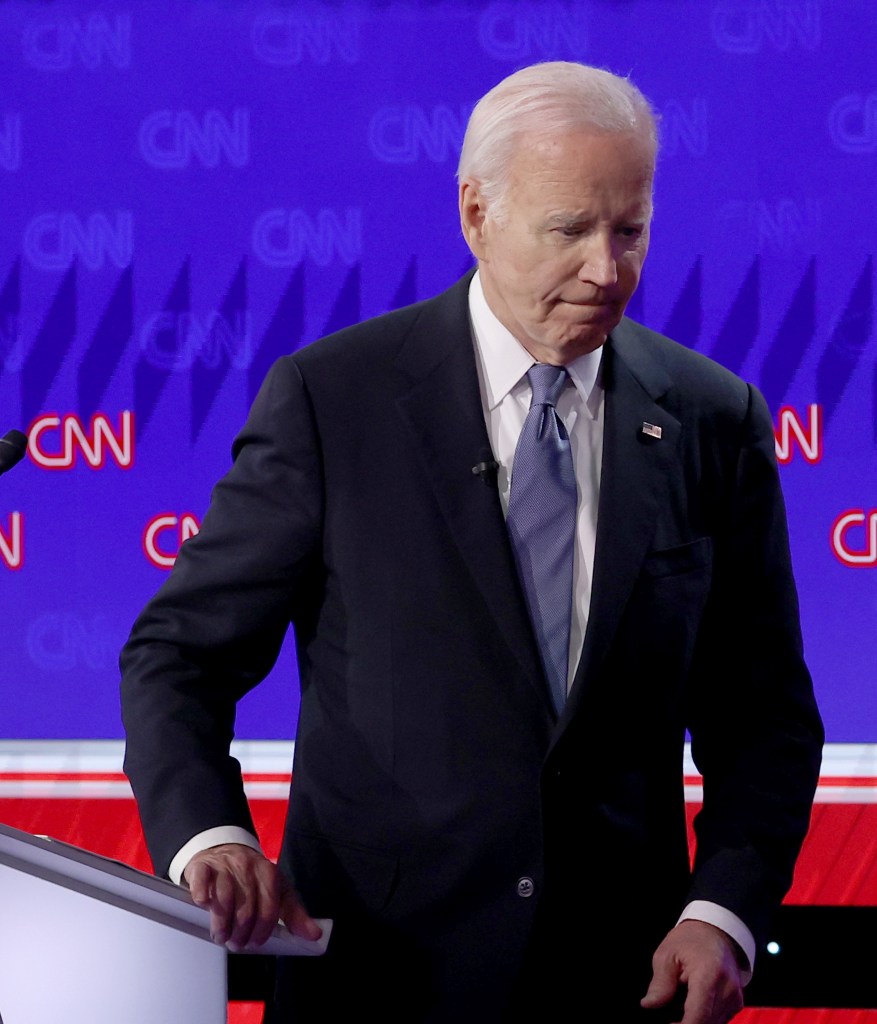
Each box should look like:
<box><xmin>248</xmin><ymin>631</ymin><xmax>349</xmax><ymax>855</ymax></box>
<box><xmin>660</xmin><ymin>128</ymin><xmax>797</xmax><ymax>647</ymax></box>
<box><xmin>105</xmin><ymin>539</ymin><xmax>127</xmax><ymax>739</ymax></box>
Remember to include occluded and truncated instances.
<box><xmin>459</xmin><ymin>180</ymin><xmax>490</xmax><ymax>261</ymax></box>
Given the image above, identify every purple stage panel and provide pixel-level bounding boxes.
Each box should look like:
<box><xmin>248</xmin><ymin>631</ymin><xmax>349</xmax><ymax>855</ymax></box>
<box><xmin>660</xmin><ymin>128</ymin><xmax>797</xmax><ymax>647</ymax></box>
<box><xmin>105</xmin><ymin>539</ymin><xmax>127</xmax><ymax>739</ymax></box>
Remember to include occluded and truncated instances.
<box><xmin>1</xmin><ymin>0</ymin><xmax>874</xmax><ymax>740</ymax></box>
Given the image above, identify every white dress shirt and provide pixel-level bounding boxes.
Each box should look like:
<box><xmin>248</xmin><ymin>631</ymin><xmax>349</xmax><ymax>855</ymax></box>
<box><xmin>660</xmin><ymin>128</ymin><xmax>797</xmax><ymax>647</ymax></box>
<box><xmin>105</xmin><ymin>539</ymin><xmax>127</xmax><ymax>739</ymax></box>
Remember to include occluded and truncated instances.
<box><xmin>468</xmin><ymin>271</ymin><xmax>603</xmax><ymax>694</ymax></box>
<box><xmin>170</xmin><ymin>270</ymin><xmax>755</xmax><ymax>978</ymax></box>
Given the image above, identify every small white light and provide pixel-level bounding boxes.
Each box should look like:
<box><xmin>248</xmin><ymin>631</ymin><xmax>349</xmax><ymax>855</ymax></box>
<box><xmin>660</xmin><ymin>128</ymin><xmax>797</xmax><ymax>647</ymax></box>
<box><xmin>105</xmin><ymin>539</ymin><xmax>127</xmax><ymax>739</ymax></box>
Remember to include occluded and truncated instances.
<box><xmin>766</xmin><ymin>941</ymin><xmax>780</xmax><ymax>955</ymax></box>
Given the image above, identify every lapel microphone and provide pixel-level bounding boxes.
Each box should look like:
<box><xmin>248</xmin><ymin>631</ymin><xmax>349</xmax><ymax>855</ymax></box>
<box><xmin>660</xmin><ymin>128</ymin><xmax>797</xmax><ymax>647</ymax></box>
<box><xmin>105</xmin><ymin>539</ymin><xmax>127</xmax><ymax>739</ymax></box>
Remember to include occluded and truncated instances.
<box><xmin>471</xmin><ymin>459</ymin><xmax>499</xmax><ymax>485</ymax></box>
<box><xmin>0</xmin><ymin>430</ymin><xmax>28</xmax><ymax>477</ymax></box>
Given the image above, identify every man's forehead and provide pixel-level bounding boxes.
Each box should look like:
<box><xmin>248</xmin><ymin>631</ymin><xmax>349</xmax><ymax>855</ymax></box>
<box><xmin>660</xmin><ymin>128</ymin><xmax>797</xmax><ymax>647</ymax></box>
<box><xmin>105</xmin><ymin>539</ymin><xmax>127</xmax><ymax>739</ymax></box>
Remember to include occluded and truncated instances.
<box><xmin>509</xmin><ymin>133</ymin><xmax>654</xmax><ymax>196</ymax></box>
<box><xmin>514</xmin><ymin>126</ymin><xmax>655</xmax><ymax>158</ymax></box>
<box><xmin>540</xmin><ymin>200</ymin><xmax>651</xmax><ymax>225</ymax></box>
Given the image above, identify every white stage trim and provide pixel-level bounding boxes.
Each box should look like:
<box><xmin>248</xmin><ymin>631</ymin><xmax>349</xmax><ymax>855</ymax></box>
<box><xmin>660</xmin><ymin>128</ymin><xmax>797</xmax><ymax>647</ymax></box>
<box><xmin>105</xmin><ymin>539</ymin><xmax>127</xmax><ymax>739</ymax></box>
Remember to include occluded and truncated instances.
<box><xmin>0</xmin><ymin>741</ymin><xmax>872</xmax><ymax>802</ymax></box>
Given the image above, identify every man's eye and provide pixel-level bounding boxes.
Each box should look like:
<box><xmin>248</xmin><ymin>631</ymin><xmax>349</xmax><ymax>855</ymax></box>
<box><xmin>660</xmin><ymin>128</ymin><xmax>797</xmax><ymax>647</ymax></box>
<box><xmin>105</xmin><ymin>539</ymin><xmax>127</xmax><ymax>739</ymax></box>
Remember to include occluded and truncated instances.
<box><xmin>618</xmin><ymin>225</ymin><xmax>644</xmax><ymax>238</ymax></box>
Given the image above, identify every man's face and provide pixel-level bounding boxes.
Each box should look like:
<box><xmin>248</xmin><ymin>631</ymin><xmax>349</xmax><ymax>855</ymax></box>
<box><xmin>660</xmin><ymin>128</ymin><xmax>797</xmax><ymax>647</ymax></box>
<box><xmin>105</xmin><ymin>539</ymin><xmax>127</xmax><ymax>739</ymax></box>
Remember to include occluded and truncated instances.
<box><xmin>460</xmin><ymin>129</ymin><xmax>654</xmax><ymax>365</ymax></box>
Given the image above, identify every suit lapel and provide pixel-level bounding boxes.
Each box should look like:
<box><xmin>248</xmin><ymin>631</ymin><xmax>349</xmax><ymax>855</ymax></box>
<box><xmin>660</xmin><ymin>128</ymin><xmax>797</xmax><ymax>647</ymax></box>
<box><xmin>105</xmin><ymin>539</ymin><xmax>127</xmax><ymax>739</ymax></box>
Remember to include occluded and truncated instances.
<box><xmin>393</xmin><ymin>290</ymin><xmax>686</xmax><ymax>722</ymax></box>
<box><xmin>394</xmin><ymin>277</ymin><xmax>548</xmax><ymax>700</ymax></box>
<box><xmin>560</xmin><ymin>320</ymin><xmax>682</xmax><ymax>730</ymax></box>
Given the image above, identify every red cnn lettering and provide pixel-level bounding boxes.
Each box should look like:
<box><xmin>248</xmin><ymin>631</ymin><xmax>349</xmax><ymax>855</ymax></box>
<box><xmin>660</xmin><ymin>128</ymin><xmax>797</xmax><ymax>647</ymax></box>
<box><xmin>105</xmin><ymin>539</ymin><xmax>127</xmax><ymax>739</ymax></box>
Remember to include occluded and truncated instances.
<box><xmin>143</xmin><ymin>513</ymin><xmax>201</xmax><ymax>569</ymax></box>
<box><xmin>774</xmin><ymin>404</ymin><xmax>822</xmax><ymax>465</ymax></box>
<box><xmin>0</xmin><ymin>512</ymin><xmax>23</xmax><ymax>570</ymax></box>
<box><xmin>831</xmin><ymin>510</ymin><xmax>877</xmax><ymax>567</ymax></box>
<box><xmin>29</xmin><ymin>411</ymin><xmax>134</xmax><ymax>469</ymax></box>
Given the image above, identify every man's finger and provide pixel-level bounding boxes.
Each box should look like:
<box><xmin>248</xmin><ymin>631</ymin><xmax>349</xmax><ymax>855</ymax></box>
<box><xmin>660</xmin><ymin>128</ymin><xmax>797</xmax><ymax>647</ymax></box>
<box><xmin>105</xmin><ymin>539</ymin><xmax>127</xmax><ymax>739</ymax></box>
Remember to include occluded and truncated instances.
<box><xmin>278</xmin><ymin>869</ymin><xmax>323</xmax><ymax>942</ymax></box>
<box><xmin>184</xmin><ymin>858</ymin><xmax>213</xmax><ymax>907</ymax></box>
<box><xmin>239</xmin><ymin>859</ymin><xmax>283</xmax><ymax>948</ymax></box>
<box><xmin>679</xmin><ymin>966</ymin><xmax>744</xmax><ymax>1024</ymax></box>
<box><xmin>209</xmin><ymin>862</ymin><xmax>243</xmax><ymax>944</ymax></box>
<box><xmin>224</xmin><ymin>867</ymin><xmax>260</xmax><ymax>949</ymax></box>
<box><xmin>678</xmin><ymin>975</ymin><xmax>713</xmax><ymax>1024</ymax></box>
<box><xmin>185</xmin><ymin>859</ymin><xmax>234</xmax><ymax>943</ymax></box>
<box><xmin>640</xmin><ymin>956</ymin><xmax>681</xmax><ymax>1010</ymax></box>
<box><xmin>280</xmin><ymin>886</ymin><xmax>323</xmax><ymax>942</ymax></box>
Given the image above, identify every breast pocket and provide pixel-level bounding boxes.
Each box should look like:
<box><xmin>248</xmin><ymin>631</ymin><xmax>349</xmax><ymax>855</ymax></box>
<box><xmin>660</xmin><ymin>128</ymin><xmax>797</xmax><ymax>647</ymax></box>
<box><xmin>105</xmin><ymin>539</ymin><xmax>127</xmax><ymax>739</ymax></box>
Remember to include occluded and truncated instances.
<box><xmin>642</xmin><ymin>536</ymin><xmax>713</xmax><ymax>580</ymax></box>
<box><xmin>614</xmin><ymin>537</ymin><xmax>714</xmax><ymax>704</ymax></box>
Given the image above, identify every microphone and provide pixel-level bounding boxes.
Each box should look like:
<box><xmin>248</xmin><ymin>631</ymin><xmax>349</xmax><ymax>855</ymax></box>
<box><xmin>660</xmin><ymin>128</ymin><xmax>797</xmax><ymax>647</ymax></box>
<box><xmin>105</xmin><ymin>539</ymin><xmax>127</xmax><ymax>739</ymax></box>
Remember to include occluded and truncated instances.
<box><xmin>471</xmin><ymin>457</ymin><xmax>499</xmax><ymax>485</ymax></box>
<box><xmin>0</xmin><ymin>430</ymin><xmax>28</xmax><ymax>477</ymax></box>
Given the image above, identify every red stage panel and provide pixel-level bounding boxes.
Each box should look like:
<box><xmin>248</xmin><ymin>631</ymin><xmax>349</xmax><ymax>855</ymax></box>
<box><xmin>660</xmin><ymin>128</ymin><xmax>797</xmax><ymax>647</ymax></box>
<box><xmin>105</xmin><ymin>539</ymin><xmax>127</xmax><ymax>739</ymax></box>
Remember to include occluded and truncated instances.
<box><xmin>4</xmin><ymin>797</ymin><xmax>874</xmax><ymax>907</ymax></box>
<box><xmin>683</xmin><ymin>802</ymin><xmax>877</xmax><ymax>906</ymax></box>
<box><xmin>2</xmin><ymin>742</ymin><xmax>875</xmax><ymax>1023</ymax></box>
<box><xmin>228</xmin><ymin>1004</ymin><xmax>264</xmax><ymax>1024</ymax></box>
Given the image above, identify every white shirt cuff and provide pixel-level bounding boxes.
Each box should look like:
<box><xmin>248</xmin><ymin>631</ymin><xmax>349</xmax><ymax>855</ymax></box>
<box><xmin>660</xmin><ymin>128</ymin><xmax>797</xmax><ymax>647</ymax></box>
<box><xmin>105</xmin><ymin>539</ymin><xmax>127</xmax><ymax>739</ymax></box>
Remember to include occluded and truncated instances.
<box><xmin>678</xmin><ymin>900</ymin><xmax>756</xmax><ymax>983</ymax></box>
<box><xmin>168</xmin><ymin>826</ymin><xmax>263</xmax><ymax>885</ymax></box>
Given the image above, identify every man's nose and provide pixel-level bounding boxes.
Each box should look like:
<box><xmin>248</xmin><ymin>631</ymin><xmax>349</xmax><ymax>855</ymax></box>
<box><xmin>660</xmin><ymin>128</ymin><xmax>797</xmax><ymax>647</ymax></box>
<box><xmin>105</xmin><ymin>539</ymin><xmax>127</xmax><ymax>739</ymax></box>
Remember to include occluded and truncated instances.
<box><xmin>578</xmin><ymin>233</ymin><xmax>618</xmax><ymax>287</ymax></box>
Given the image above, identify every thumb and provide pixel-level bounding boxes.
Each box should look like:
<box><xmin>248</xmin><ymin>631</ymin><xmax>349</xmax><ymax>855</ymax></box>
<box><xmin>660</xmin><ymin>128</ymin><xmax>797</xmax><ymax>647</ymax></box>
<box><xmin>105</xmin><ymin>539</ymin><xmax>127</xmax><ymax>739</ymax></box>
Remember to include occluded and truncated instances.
<box><xmin>278</xmin><ymin>878</ymin><xmax>323</xmax><ymax>942</ymax></box>
<box><xmin>641</xmin><ymin>958</ymin><xmax>681</xmax><ymax>1010</ymax></box>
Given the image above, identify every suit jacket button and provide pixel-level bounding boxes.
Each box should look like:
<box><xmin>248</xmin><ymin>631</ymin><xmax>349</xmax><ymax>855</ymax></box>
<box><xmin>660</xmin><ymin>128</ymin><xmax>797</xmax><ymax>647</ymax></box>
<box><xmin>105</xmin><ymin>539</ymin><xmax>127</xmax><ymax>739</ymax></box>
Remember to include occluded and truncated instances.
<box><xmin>516</xmin><ymin>877</ymin><xmax>535</xmax><ymax>898</ymax></box>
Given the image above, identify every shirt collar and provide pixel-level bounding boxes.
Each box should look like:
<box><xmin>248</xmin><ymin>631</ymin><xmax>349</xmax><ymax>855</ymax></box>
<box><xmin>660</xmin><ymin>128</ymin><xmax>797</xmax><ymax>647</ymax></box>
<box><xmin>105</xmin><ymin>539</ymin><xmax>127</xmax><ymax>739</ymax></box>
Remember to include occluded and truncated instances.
<box><xmin>468</xmin><ymin>271</ymin><xmax>604</xmax><ymax>416</ymax></box>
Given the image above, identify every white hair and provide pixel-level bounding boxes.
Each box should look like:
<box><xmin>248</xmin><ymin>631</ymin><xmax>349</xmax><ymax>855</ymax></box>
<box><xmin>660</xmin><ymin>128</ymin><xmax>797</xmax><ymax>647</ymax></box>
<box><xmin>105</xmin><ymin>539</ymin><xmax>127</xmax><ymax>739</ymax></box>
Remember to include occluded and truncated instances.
<box><xmin>457</xmin><ymin>61</ymin><xmax>658</xmax><ymax>218</ymax></box>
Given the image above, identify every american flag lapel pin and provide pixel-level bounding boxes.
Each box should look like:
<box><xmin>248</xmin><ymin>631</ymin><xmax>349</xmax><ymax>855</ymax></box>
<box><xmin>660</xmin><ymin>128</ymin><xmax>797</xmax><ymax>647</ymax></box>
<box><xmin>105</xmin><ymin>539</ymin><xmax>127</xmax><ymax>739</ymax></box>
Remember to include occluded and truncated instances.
<box><xmin>642</xmin><ymin>421</ymin><xmax>662</xmax><ymax>439</ymax></box>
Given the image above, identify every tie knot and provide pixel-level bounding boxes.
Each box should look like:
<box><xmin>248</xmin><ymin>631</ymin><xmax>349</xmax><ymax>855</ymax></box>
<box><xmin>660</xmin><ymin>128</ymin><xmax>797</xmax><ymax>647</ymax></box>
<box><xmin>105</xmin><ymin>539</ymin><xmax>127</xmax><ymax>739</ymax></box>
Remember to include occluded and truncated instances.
<box><xmin>527</xmin><ymin>363</ymin><xmax>568</xmax><ymax>408</ymax></box>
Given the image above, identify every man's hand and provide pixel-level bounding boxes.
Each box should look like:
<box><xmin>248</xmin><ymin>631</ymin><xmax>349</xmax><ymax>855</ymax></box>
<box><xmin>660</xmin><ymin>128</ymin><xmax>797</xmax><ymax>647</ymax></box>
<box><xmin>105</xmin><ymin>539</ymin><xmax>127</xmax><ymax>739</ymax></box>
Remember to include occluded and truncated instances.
<box><xmin>183</xmin><ymin>843</ymin><xmax>323</xmax><ymax>951</ymax></box>
<box><xmin>640</xmin><ymin>920</ymin><xmax>745</xmax><ymax>1024</ymax></box>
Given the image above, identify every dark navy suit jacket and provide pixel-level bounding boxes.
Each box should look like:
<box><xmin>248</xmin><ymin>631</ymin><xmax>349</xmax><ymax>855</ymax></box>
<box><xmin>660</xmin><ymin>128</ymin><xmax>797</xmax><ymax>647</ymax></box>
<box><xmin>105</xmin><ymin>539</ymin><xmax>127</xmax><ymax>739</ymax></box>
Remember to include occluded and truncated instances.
<box><xmin>121</xmin><ymin>274</ymin><xmax>822</xmax><ymax>1021</ymax></box>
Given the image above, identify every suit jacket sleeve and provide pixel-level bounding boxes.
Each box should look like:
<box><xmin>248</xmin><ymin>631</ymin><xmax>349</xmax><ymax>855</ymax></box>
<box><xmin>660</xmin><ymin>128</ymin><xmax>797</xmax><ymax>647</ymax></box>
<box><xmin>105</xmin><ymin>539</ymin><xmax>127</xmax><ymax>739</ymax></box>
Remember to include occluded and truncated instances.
<box><xmin>685</xmin><ymin>382</ymin><xmax>823</xmax><ymax>946</ymax></box>
<box><xmin>120</xmin><ymin>356</ymin><xmax>323</xmax><ymax>877</ymax></box>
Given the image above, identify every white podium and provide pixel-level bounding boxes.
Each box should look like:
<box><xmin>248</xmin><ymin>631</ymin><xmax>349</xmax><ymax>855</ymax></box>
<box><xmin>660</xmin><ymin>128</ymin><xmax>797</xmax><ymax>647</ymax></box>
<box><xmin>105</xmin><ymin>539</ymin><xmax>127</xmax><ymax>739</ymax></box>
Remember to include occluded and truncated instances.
<box><xmin>0</xmin><ymin>823</ymin><xmax>329</xmax><ymax>1024</ymax></box>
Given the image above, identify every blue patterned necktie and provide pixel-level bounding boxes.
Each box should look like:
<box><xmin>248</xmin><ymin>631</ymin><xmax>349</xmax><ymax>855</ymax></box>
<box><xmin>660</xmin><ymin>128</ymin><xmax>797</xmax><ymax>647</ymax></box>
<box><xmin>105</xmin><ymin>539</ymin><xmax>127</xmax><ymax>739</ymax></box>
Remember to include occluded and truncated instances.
<box><xmin>507</xmin><ymin>364</ymin><xmax>577</xmax><ymax>714</ymax></box>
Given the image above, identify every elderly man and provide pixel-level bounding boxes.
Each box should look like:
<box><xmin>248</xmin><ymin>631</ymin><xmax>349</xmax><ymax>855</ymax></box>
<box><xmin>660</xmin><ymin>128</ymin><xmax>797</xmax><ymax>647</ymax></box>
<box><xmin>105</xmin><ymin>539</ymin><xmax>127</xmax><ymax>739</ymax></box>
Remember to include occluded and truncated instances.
<box><xmin>121</xmin><ymin>62</ymin><xmax>822</xmax><ymax>1022</ymax></box>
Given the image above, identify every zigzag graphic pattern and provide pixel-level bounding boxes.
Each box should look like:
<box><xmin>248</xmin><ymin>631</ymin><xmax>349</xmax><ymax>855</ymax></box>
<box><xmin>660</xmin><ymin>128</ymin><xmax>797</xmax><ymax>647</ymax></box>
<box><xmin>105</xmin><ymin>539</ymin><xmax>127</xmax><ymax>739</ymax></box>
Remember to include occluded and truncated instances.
<box><xmin>3</xmin><ymin>255</ymin><xmax>875</xmax><ymax>445</ymax></box>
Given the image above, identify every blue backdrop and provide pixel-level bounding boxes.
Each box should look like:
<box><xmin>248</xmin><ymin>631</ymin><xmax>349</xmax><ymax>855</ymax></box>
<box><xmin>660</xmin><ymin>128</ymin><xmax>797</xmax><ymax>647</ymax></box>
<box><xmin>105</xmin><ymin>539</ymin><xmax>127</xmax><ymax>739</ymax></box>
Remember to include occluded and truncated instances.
<box><xmin>1</xmin><ymin>0</ymin><xmax>874</xmax><ymax>741</ymax></box>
